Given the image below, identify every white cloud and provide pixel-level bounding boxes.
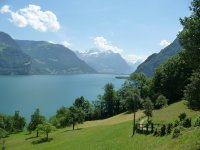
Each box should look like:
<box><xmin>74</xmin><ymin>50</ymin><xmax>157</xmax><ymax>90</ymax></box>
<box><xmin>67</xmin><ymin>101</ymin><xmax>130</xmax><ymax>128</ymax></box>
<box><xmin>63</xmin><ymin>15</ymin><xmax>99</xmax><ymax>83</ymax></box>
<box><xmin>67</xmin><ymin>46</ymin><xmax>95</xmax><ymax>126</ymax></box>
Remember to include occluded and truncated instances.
<box><xmin>48</xmin><ymin>41</ymin><xmax>56</xmax><ymax>44</ymax></box>
<box><xmin>159</xmin><ymin>40</ymin><xmax>171</xmax><ymax>47</ymax></box>
<box><xmin>0</xmin><ymin>4</ymin><xmax>60</xmax><ymax>32</ymax></box>
<box><xmin>123</xmin><ymin>54</ymin><xmax>148</xmax><ymax>64</ymax></box>
<box><xmin>48</xmin><ymin>40</ymin><xmax>71</xmax><ymax>48</ymax></box>
<box><xmin>61</xmin><ymin>41</ymin><xmax>71</xmax><ymax>47</ymax></box>
<box><xmin>0</xmin><ymin>5</ymin><xmax>10</xmax><ymax>13</ymax></box>
<box><xmin>94</xmin><ymin>36</ymin><xmax>123</xmax><ymax>53</ymax></box>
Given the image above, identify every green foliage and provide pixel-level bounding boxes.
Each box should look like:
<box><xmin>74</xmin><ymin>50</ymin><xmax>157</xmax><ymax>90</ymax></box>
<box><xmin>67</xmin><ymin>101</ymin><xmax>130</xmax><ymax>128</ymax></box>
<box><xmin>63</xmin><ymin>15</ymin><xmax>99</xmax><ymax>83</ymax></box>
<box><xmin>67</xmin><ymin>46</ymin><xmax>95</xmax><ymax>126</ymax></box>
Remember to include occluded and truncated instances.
<box><xmin>0</xmin><ymin>112</ymin><xmax>26</xmax><ymax>133</ymax></box>
<box><xmin>194</xmin><ymin>116</ymin><xmax>200</xmax><ymax>127</ymax></box>
<box><xmin>66</xmin><ymin>106</ymin><xmax>85</xmax><ymax>130</ymax></box>
<box><xmin>172</xmin><ymin>127</ymin><xmax>181</xmax><ymax>138</ymax></box>
<box><xmin>178</xmin><ymin>112</ymin><xmax>187</xmax><ymax>121</ymax></box>
<box><xmin>182</xmin><ymin>118</ymin><xmax>191</xmax><ymax>128</ymax></box>
<box><xmin>179</xmin><ymin>0</ymin><xmax>200</xmax><ymax>70</ymax></box>
<box><xmin>152</xmin><ymin>54</ymin><xmax>191</xmax><ymax>103</ymax></box>
<box><xmin>160</xmin><ymin>125</ymin><xmax>166</xmax><ymax>136</ymax></box>
<box><xmin>174</xmin><ymin>120</ymin><xmax>180</xmax><ymax>127</ymax></box>
<box><xmin>166</xmin><ymin>123</ymin><xmax>173</xmax><ymax>134</ymax></box>
<box><xmin>125</xmin><ymin>89</ymin><xmax>141</xmax><ymax>112</ymax></box>
<box><xmin>27</xmin><ymin>108</ymin><xmax>45</xmax><ymax>134</ymax></box>
<box><xmin>129</xmin><ymin>72</ymin><xmax>150</xmax><ymax>99</ymax></box>
<box><xmin>184</xmin><ymin>71</ymin><xmax>200</xmax><ymax>109</ymax></box>
<box><xmin>73</xmin><ymin>96</ymin><xmax>93</xmax><ymax>120</ymax></box>
<box><xmin>155</xmin><ymin>95</ymin><xmax>168</xmax><ymax>109</ymax></box>
<box><xmin>13</xmin><ymin>111</ymin><xmax>26</xmax><ymax>132</ymax></box>
<box><xmin>0</xmin><ymin>128</ymin><xmax>8</xmax><ymax>139</ymax></box>
<box><xmin>102</xmin><ymin>83</ymin><xmax>117</xmax><ymax>117</ymax></box>
<box><xmin>37</xmin><ymin>122</ymin><xmax>56</xmax><ymax>140</ymax></box>
<box><xmin>143</xmin><ymin>98</ymin><xmax>154</xmax><ymax>121</ymax></box>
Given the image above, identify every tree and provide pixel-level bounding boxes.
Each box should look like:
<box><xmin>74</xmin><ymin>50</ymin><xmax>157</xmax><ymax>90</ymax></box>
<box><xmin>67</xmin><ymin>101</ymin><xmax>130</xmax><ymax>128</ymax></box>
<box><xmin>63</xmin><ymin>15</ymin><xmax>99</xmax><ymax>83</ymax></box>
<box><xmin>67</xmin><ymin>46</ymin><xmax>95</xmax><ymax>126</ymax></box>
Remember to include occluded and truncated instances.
<box><xmin>27</xmin><ymin>108</ymin><xmax>45</xmax><ymax>137</ymax></box>
<box><xmin>125</xmin><ymin>88</ymin><xmax>141</xmax><ymax>135</ymax></box>
<box><xmin>102</xmin><ymin>83</ymin><xmax>117</xmax><ymax>117</ymax></box>
<box><xmin>56</xmin><ymin>106</ymin><xmax>68</xmax><ymax>128</ymax></box>
<box><xmin>155</xmin><ymin>95</ymin><xmax>168</xmax><ymax>109</ymax></box>
<box><xmin>13</xmin><ymin>111</ymin><xmax>26</xmax><ymax>131</ymax></box>
<box><xmin>152</xmin><ymin>54</ymin><xmax>191</xmax><ymax>103</ymax></box>
<box><xmin>66</xmin><ymin>106</ymin><xmax>85</xmax><ymax>130</ymax></box>
<box><xmin>73</xmin><ymin>96</ymin><xmax>93</xmax><ymax>120</ymax></box>
<box><xmin>143</xmin><ymin>98</ymin><xmax>154</xmax><ymax>122</ymax></box>
<box><xmin>178</xmin><ymin>0</ymin><xmax>200</xmax><ymax>70</ymax></box>
<box><xmin>184</xmin><ymin>71</ymin><xmax>200</xmax><ymax>109</ymax></box>
<box><xmin>129</xmin><ymin>72</ymin><xmax>150</xmax><ymax>99</ymax></box>
<box><xmin>36</xmin><ymin>122</ymin><xmax>55</xmax><ymax>140</ymax></box>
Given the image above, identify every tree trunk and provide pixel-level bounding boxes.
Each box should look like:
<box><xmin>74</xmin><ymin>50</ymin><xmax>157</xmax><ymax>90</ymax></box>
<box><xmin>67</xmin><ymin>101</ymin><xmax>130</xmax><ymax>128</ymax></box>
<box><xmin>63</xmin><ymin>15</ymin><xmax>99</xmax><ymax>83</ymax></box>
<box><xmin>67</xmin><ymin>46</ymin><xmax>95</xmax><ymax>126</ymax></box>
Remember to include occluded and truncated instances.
<box><xmin>73</xmin><ymin>123</ymin><xmax>75</xmax><ymax>130</ymax></box>
<box><xmin>133</xmin><ymin>112</ymin><xmax>136</xmax><ymax>135</ymax></box>
<box><xmin>36</xmin><ymin>130</ymin><xmax>39</xmax><ymax>137</ymax></box>
<box><xmin>46</xmin><ymin>132</ymin><xmax>48</xmax><ymax>140</ymax></box>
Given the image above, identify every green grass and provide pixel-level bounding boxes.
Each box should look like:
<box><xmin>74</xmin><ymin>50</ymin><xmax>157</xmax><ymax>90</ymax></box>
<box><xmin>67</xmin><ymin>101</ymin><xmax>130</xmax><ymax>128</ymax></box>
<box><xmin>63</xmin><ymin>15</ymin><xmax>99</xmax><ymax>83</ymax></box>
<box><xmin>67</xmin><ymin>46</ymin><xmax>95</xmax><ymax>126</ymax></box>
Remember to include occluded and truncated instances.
<box><xmin>2</xmin><ymin>101</ymin><xmax>200</xmax><ymax>150</ymax></box>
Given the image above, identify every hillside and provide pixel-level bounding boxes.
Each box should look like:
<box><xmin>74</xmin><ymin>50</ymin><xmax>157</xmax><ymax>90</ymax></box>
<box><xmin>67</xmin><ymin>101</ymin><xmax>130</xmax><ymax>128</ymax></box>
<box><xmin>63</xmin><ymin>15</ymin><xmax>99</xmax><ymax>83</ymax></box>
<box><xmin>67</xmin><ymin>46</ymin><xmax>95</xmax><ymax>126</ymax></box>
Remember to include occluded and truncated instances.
<box><xmin>135</xmin><ymin>38</ymin><xmax>182</xmax><ymax>76</ymax></box>
<box><xmin>4</xmin><ymin>101</ymin><xmax>200</xmax><ymax>150</ymax></box>
<box><xmin>0</xmin><ymin>32</ymin><xmax>31</xmax><ymax>75</ymax></box>
<box><xmin>76</xmin><ymin>49</ymin><xmax>131</xmax><ymax>74</ymax></box>
<box><xmin>16</xmin><ymin>40</ymin><xmax>96</xmax><ymax>74</ymax></box>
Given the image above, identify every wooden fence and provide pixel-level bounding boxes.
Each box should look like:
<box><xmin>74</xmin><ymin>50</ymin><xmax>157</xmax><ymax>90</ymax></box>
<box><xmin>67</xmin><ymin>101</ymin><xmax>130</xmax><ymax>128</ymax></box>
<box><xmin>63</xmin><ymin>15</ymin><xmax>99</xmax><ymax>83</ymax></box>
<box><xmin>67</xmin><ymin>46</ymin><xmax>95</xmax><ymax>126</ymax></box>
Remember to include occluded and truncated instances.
<box><xmin>135</xmin><ymin>123</ymin><xmax>163</xmax><ymax>134</ymax></box>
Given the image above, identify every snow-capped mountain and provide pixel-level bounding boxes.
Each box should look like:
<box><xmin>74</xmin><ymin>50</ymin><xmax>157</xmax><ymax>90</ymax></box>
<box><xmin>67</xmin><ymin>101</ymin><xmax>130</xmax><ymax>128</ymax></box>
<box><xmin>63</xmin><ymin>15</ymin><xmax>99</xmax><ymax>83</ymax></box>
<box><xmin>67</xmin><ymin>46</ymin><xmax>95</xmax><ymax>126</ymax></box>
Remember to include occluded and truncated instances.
<box><xmin>76</xmin><ymin>49</ymin><xmax>132</xmax><ymax>74</ymax></box>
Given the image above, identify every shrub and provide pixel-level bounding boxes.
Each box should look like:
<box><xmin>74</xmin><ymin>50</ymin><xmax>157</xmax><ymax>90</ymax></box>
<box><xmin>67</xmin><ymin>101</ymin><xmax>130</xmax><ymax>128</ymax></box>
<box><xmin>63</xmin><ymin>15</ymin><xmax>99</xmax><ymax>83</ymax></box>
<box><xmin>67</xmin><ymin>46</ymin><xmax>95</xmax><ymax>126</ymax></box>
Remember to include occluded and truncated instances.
<box><xmin>153</xmin><ymin>128</ymin><xmax>158</xmax><ymax>136</ymax></box>
<box><xmin>182</xmin><ymin>118</ymin><xmax>192</xmax><ymax>128</ymax></box>
<box><xmin>174</xmin><ymin>120</ymin><xmax>180</xmax><ymax>127</ymax></box>
<box><xmin>194</xmin><ymin>116</ymin><xmax>200</xmax><ymax>127</ymax></box>
<box><xmin>172</xmin><ymin>127</ymin><xmax>181</xmax><ymax>138</ymax></box>
<box><xmin>155</xmin><ymin>95</ymin><xmax>168</xmax><ymax>109</ymax></box>
<box><xmin>160</xmin><ymin>125</ymin><xmax>166</xmax><ymax>136</ymax></box>
<box><xmin>178</xmin><ymin>112</ymin><xmax>187</xmax><ymax>121</ymax></box>
<box><xmin>184</xmin><ymin>71</ymin><xmax>200</xmax><ymax>109</ymax></box>
<box><xmin>167</xmin><ymin>123</ymin><xmax>173</xmax><ymax>134</ymax></box>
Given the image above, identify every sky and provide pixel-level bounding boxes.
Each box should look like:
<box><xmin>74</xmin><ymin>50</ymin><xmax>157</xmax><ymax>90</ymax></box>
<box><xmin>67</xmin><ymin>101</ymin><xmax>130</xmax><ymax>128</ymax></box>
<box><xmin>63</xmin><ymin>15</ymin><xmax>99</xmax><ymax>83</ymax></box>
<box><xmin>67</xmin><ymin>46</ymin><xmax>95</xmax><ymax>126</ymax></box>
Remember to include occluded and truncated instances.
<box><xmin>0</xmin><ymin>0</ymin><xmax>192</xmax><ymax>63</ymax></box>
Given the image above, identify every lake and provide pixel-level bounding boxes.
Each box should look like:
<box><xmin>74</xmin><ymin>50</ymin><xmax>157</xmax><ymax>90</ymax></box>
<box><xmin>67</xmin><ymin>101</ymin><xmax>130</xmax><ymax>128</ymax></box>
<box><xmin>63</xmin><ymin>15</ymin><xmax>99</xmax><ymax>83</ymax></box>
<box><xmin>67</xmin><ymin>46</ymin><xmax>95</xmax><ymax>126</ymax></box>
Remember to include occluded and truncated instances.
<box><xmin>0</xmin><ymin>74</ymin><xmax>125</xmax><ymax>121</ymax></box>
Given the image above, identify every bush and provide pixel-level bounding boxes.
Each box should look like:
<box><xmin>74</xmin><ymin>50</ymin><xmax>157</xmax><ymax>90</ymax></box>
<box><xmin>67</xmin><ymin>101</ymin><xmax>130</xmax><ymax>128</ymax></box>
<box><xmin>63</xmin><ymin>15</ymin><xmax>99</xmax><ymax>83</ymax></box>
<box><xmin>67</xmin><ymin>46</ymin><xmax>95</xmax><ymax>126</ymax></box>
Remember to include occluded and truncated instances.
<box><xmin>0</xmin><ymin>128</ymin><xmax>8</xmax><ymax>138</ymax></box>
<box><xmin>174</xmin><ymin>120</ymin><xmax>180</xmax><ymax>127</ymax></box>
<box><xmin>194</xmin><ymin>116</ymin><xmax>200</xmax><ymax>127</ymax></box>
<box><xmin>182</xmin><ymin>118</ymin><xmax>191</xmax><ymax>128</ymax></box>
<box><xmin>160</xmin><ymin>125</ymin><xmax>166</xmax><ymax>136</ymax></box>
<box><xmin>167</xmin><ymin>123</ymin><xmax>173</xmax><ymax>134</ymax></box>
<box><xmin>172</xmin><ymin>127</ymin><xmax>181</xmax><ymax>138</ymax></box>
<box><xmin>178</xmin><ymin>112</ymin><xmax>187</xmax><ymax>121</ymax></box>
<box><xmin>184</xmin><ymin>71</ymin><xmax>200</xmax><ymax>109</ymax></box>
<box><xmin>155</xmin><ymin>95</ymin><xmax>168</xmax><ymax>109</ymax></box>
<box><xmin>153</xmin><ymin>128</ymin><xmax>158</xmax><ymax>136</ymax></box>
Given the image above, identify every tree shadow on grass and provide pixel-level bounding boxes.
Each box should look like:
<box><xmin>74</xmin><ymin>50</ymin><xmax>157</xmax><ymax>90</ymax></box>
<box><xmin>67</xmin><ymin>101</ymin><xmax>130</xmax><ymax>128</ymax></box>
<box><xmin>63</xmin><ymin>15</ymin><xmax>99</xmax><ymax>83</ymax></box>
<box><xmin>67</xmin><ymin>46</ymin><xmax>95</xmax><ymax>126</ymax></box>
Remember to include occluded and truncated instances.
<box><xmin>32</xmin><ymin>138</ymin><xmax>53</xmax><ymax>145</ymax></box>
<box><xmin>25</xmin><ymin>136</ymin><xmax>40</xmax><ymax>140</ymax></box>
<box><xmin>63</xmin><ymin>128</ymin><xmax>82</xmax><ymax>133</ymax></box>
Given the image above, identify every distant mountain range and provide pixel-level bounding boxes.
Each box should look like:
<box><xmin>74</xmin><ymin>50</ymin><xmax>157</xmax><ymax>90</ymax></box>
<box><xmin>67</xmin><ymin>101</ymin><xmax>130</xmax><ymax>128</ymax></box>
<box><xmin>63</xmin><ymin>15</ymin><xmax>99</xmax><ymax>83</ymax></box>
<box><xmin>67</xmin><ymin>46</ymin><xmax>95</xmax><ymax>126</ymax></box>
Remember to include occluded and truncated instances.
<box><xmin>135</xmin><ymin>38</ymin><xmax>182</xmax><ymax>76</ymax></box>
<box><xmin>76</xmin><ymin>49</ymin><xmax>132</xmax><ymax>74</ymax></box>
<box><xmin>0</xmin><ymin>32</ymin><xmax>31</xmax><ymax>75</ymax></box>
<box><xmin>0</xmin><ymin>32</ymin><xmax>95</xmax><ymax>75</ymax></box>
<box><xmin>16</xmin><ymin>40</ymin><xmax>96</xmax><ymax>74</ymax></box>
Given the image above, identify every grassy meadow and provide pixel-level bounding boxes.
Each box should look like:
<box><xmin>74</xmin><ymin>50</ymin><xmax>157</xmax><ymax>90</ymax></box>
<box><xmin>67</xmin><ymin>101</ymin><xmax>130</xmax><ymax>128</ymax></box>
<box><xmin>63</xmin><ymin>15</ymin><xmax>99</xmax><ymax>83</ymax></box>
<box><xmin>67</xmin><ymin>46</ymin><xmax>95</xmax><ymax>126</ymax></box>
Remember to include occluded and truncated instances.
<box><xmin>2</xmin><ymin>101</ymin><xmax>200</xmax><ymax>150</ymax></box>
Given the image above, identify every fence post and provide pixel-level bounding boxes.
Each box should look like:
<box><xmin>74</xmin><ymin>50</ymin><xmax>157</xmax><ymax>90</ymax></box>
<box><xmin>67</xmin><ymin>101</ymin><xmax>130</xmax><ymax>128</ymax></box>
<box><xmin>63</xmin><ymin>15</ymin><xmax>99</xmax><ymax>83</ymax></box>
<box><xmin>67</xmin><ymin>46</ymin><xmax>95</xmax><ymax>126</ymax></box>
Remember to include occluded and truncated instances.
<box><xmin>2</xmin><ymin>140</ymin><xmax>5</xmax><ymax>150</ymax></box>
<box><xmin>151</xmin><ymin>124</ymin><xmax>154</xmax><ymax>133</ymax></box>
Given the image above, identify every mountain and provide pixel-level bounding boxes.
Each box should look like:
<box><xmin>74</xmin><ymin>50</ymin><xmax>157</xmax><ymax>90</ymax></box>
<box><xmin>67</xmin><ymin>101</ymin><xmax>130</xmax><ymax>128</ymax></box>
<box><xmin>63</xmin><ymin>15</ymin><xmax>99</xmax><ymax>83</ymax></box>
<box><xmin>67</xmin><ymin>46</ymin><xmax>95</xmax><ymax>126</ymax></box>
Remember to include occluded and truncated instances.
<box><xmin>0</xmin><ymin>32</ymin><xmax>31</xmax><ymax>75</ymax></box>
<box><xmin>76</xmin><ymin>49</ymin><xmax>131</xmax><ymax>74</ymax></box>
<box><xmin>135</xmin><ymin>38</ymin><xmax>182</xmax><ymax>76</ymax></box>
<box><xmin>16</xmin><ymin>40</ymin><xmax>96</xmax><ymax>74</ymax></box>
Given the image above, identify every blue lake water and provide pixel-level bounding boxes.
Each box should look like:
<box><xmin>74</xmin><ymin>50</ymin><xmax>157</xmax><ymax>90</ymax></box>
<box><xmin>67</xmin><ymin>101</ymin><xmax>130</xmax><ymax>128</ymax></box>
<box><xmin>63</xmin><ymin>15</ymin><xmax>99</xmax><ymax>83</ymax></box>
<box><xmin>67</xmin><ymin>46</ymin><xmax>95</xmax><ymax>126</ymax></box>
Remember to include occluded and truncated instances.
<box><xmin>0</xmin><ymin>74</ymin><xmax>125</xmax><ymax>121</ymax></box>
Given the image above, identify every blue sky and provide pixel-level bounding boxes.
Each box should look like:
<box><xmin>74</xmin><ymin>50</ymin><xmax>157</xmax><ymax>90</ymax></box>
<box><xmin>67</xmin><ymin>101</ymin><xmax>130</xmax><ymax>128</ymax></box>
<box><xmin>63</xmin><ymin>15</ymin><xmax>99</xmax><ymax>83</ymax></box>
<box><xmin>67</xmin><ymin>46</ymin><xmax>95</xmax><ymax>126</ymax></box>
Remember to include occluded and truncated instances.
<box><xmin>0</xmin><ymin>0</ymin><xmax>191</xmax><ymax>63</ymax></box>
